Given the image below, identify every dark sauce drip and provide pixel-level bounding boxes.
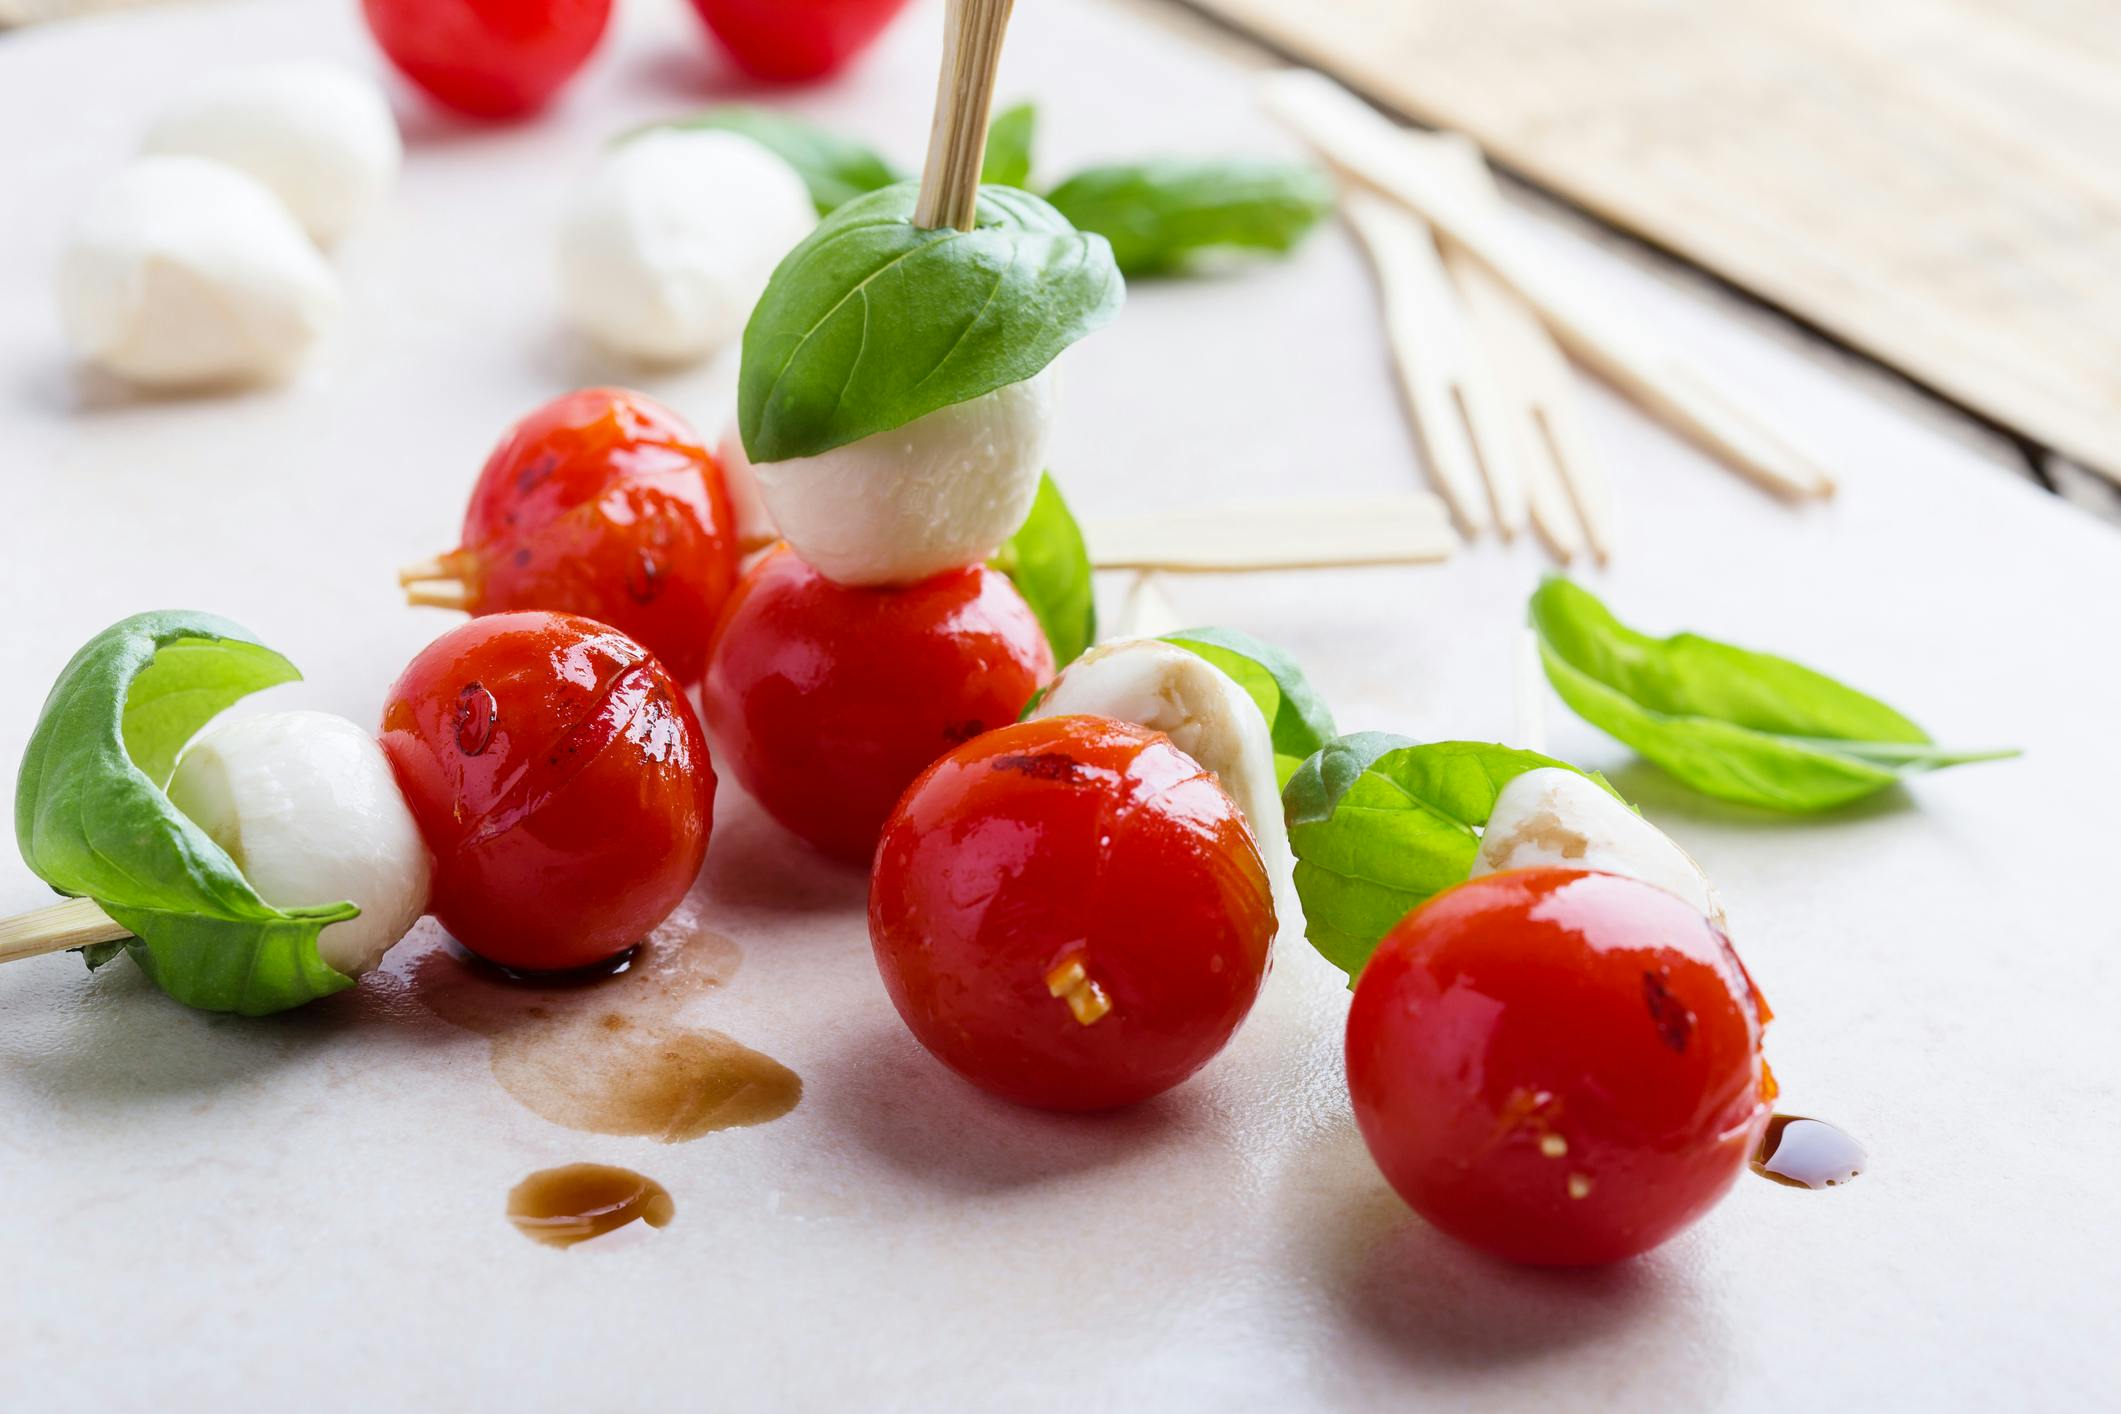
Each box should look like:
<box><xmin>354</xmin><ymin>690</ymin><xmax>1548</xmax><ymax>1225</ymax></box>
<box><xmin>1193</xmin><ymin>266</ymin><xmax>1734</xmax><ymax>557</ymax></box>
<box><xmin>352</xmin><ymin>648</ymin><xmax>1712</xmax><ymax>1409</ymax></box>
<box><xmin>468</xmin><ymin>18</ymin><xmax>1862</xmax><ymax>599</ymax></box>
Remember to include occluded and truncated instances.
<box><xmin>508</xmin><ymin>1164</ymin><xmax>674</xmax><ymax>1248</ymax></box>
<box><xmin>1751</xmin><ymin>1114</ymin><xmax>1866</xmax><ymax>1189</ymax></box>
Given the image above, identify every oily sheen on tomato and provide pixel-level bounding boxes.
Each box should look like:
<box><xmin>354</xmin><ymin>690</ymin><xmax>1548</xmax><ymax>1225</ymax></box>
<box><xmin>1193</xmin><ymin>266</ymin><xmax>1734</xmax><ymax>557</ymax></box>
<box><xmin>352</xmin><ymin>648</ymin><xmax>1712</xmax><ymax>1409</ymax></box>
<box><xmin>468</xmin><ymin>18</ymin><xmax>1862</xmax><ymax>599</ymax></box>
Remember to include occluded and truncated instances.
<box><xmin>361</xmin><ymin>0</ymin><xmax>610</xmax><ymax>119</ymax></box>
<box><xmin>687</xmin><ymin>0</ymin><xmax>912</xmax><ymax>81</ymax></box>
<box><xmin>379</xmin><ymin>611</ymin><xmax>713</xmax><ymax>972</ymax></box>
<box><xmin>445</xmin><ymin>388</ymin><xmax>739</xmax><ymax>684</ymax></box>
<box><xmin>1346</xmin><ymin>868</ymin><xmax>1772</xmax><ymax>1266</ymax></box>
<box><xmin>700</xmin><ymin>545</ymin><xmax>1053</xmax><ymax>863</ymax></box>
<box><xmin>870</xmin><ymin>716</ymin><xmax>1276</xmax><ymax>1111</ymax></box>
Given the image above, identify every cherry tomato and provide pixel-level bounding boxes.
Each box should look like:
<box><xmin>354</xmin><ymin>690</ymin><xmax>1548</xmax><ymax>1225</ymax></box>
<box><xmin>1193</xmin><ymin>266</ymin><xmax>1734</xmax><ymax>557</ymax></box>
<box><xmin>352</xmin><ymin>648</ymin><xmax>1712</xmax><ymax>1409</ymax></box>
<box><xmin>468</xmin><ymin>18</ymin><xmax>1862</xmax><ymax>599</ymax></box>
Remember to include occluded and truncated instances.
<box><xmin>1346</xmin><ymin>868</ymin><xmax>1772</xmax><ymax>1266</ymax></box>
<box><xmin>687</xmin><ymin>0</ymin><xmax>913</xmax><ymax>82</ymax></box>
<box><xmin>379</xmin><ymin>611</ymin><xmax>713</xmax><ymax>972</ymax></box>
<box><xmin>408</xmin><ymin>389</ymin><xmax>739</xmax><ymax>686</ymax></box>
<box><xmin>361</xmin><ymin>0</ymin><xmax>611</xmax><ymax>119</ymax></box>
<box><xmin>870</xmin><ymin>716</ymin><xmax>1275</xmax><ymax>1111</ymax></box>
<box><xmin>700</xmin><ymin>544</ymin><xmax>1052</xmax><ymax>863</ymax></box>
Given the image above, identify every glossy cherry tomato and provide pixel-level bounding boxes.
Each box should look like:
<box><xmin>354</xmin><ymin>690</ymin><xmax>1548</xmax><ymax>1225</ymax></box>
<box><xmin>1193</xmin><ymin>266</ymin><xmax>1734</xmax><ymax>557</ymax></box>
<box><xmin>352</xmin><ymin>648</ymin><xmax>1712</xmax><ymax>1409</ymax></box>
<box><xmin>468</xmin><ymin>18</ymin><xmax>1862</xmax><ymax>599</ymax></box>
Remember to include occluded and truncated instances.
<box><xmin>870</xmin><ymin>716</ymin><xmax>1276</xmax><ymax>1111</ymax></box>
<box><xmin>700</xmin><ymin>544</ymin><xmax>1052</xmax><ymax>863</ymax></box>
<box><xmin>362</xmin><ymin>0</ymin><xmax>611</xmax><ymax>119</ymax></box>
<box><xmin>409</xmin><ymin>389</ymin><xmax>739</xmax><ymax>685</ymax></box>
<box><xmin>687</xmin><ymin>0</ymin><xmax>913</xmax><ymax>82</ymax></box>
<box><xmin>1346</xmin><ymin>868</ymin><xmax>1772</xmax><ymax>1266</ymax></box>
<box><xmin>379</xmin><ymin>611</ymin><xmax>713</xmax><ymax>972</ymax></box>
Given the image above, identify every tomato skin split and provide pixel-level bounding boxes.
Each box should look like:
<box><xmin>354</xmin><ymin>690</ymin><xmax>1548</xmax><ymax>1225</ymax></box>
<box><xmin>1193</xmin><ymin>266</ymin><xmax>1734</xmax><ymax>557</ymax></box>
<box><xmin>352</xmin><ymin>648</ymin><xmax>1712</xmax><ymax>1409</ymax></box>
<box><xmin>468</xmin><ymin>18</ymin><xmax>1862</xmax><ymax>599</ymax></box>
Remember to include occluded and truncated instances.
<box><xmin>1346</xmin><ymin>868</ymin><xmax>1772</xmax><ymax>1266</ymax></box>
<box><xmin>869</xmin><ymin>716</ymin><xmax>1276</xmax><ymax>1111</ymax></box>
<box><xmin>380</xmin><ymin>611</ymin><xmax>714</xmax><ymax>972</ymax></box>
<box><xmin>362</xmin><ymin>0</ymin><xmax>611</xmax><ymax>120</ymax></box>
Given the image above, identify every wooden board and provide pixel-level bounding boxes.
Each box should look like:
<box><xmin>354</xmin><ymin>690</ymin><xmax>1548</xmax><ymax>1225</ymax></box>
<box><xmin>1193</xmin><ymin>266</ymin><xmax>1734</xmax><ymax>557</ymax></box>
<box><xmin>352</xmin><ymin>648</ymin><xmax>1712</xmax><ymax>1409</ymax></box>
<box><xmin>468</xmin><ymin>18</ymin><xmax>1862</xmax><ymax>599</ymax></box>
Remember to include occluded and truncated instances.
<box><xmin>1185</xmin><ymin>0</ymin><xmax>2121</xmax><ymax>484</ymax></box>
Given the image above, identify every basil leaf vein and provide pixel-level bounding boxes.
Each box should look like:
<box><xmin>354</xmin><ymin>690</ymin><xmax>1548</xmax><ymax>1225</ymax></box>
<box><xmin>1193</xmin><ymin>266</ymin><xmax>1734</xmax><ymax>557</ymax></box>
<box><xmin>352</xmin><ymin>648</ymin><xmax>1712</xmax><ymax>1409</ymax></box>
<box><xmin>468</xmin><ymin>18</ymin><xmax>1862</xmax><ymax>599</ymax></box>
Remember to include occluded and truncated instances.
<box><xmin>991</xmin><ymin>471</ymin><xmax>1095</xmax><ymax>664</ymax></box>
<box><xmin>1043</xmin><ymin>158</ymin><xmax>1334</xmax><ymax>275</ymax></box>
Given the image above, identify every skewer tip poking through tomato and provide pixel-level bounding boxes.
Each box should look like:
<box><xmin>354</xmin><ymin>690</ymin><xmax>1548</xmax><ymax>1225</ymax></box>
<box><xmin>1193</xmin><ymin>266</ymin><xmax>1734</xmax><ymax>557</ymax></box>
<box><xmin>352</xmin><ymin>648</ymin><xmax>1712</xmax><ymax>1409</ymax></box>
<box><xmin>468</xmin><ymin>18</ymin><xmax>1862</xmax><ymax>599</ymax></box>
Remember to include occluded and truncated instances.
<box><xmin>1346</xmin><ymin>868</ymin><xmax>1773</xmax><ymax>1266</ymax></box>
<box><xmin>379</xmin><ymin>611</ymin><xmax>714</xmax><ymax>973</ymax></box>
<box><xmin>403</xmin><ymin>388</ymin><xmax>740</xmax><ymax>685</ymax></box>
<box><xmin>870</xmin><ymin>716</ymin><xmax>1277</xmax><ymax>1111</ymax></box>
<box><xmin>361</xmin><ymin>0</ymin><xmax>612</xmax><ymax>120</ymax></box>
<box><xmin>700</xmin><ymin>544</ymin><xmax>1054</xmax><ymax>864</ymax></box>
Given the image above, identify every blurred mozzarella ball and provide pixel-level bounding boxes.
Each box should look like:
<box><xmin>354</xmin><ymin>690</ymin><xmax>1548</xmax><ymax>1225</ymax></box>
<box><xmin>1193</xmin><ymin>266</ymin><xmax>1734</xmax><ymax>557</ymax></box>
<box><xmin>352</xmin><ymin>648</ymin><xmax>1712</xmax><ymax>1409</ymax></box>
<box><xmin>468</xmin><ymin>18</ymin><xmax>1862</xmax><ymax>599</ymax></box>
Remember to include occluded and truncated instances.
<box><xmin>142</xmin><ymin>61</ymin><xmax>401</xmax><ymax>244</ymax></box>
<box><xmin>58</xmin><ymin>156</ymin><xmax>341</xmax><ymax>388</ymax></box>
<box><xmin>167</xmin><ymin>710</ymin><xmax>431</xmax><ymax>977</ymax></box>
<box><xmin>558</xmin><ymin>129</ymin><xmax>815</xmax><ymax>364</ymax></box>
<box><xmin>714</xmin><ymin>419</ymin><xmax>781</xmax><ymax>552</ymax></box>
<box><xmin>753</xmin><ymin>366</ymin><xmax>1056</xmax><ymax>586</ymax></box>
<box><xmin>1473</xmin><ymin>767</ymin><xmax>1724</xmax><ymax>926</ymax></box>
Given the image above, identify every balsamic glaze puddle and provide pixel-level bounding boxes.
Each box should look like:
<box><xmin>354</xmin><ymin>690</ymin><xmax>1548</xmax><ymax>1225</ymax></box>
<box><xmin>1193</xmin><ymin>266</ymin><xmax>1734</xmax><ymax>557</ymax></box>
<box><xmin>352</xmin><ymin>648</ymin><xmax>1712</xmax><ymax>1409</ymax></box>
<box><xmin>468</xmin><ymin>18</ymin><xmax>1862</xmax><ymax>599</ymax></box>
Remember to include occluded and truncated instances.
<box><xmin>1751</xmin><ymin>1114</ymin><xmax>1866</xmax><ymax>1189</ymax></box>
<box><xmin>509</xmin><ymin>1163</ymin><xmax>675</xmax><ymax>1248</ymax></box>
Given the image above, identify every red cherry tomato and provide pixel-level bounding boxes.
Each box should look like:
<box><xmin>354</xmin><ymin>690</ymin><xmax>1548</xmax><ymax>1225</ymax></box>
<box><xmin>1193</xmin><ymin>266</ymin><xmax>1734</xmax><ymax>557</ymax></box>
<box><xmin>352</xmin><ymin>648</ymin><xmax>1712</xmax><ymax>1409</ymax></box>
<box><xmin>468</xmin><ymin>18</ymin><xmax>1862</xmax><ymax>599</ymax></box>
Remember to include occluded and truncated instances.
<box><xmin>700</xmin><ymin>544</ymin><xmax>1053</xmax><ymax>863</ymax></box>
<box><xmin>379</xmin><ymin>611</ymin><xmax>714</xmax><ymax>973</ymax></box>
<box><xmin>870</xmin><ymin>716</ymin><xmax>1276</xmax><ymax>1111</ymax></box>
<box><xmin>361</xmin><ymin>0</ymin><xmax>611</xmax><ymax>119</ymax></box>
<box><xmin>1346</xmin><ymin>868</ymin><xmax>1772</xmax><ymax>1266</ymax></box>
<box><xmin>413</xmin><ymin>388</ymin><xmax>740</xmax><ymax>685</ymax></box>
<box><xmin>687</xmin><ymin>0</ymin><xmax>913</xmax><ymax>82</ymax></box>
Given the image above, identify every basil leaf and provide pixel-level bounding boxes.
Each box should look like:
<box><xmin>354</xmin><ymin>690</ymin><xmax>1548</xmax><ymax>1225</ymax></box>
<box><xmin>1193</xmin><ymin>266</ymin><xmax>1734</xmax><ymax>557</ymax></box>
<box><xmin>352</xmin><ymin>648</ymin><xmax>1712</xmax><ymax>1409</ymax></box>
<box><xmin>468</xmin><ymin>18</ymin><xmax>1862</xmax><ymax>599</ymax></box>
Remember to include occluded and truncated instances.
<box><xmin>740</xmin><ymin>182</ymin><xmax>1123</xmax><ymax>464</ymax></box>
<box><xmin>981</xmin><ymin>102</ymin><xmax>1036</xmax><ymax>189</ymax></box>
<box><xmin>1161</xmin><ymin>627</ymin><xmax>1335</xmax><ymax>787</ymax></box>
<box><xmin>1043</xmin><ymin>159</ymin><xmax>1334</xmax><ymax>276</ymax></box>
<box><xmin>991</xmin><ymin>471</ymin><xmax>1095</xmax><ymax>664</ymax></box>
<box><xmin>14</xmin><ymin>612</ymin><xmax>358</xmax><ymax>1015</ymax></box>
<box><xmin>1532</xmin><ymin>578</ymin><xmax>2018</xmax><ymax>812</ymax></box>
<box><xmin>1282</xmin><ymin>733</ymin><xmax>1617</xmax><ymax>981</ymax></box>
<box><xmin>623</xmin><ymin>106</ymin><xmax>902</xmax><ymax>215</ymax></box>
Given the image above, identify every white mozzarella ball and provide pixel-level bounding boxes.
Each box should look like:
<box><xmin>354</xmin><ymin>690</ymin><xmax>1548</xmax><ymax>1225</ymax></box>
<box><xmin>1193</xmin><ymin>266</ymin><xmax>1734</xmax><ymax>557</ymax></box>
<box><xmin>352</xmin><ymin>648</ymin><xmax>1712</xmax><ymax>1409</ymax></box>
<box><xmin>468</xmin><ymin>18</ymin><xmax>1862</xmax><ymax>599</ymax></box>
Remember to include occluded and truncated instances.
<box><xmin>753</xmin><ymin>366</ymin><xmax>1055</xmax><ymax>586</ymax></box>
<box><xmin>1473</xmin><ymin>767</ymin><xmax>1724</xmax><ymax>926</ymax></box>
<box><xmin>58</xmin><ymin>156</ymin><xmax>341</xmax><ymax>389</ymax></box>
<box><xmin>1030</xmin><ymin>637</ymin><xmax>1299</xmax><ymax>940</ymax></box>
<box><xmin>142</xmin><ymin>61</ymin><xmax>401</xmax><ymax>244</ymax></box>
<box><xmin>167</xmin><ymin>710</ymin><xmax>430</xmax><ymax>977</ymax></box>
<box><xmin>714</xmin><ymin>418</ymin><xmax>781</xmax><ymax>553</ymax></box>
<box><xmin>558</xmin><ymin>129</ymin><xmax>815</xmax><ymax>364</ymax></box>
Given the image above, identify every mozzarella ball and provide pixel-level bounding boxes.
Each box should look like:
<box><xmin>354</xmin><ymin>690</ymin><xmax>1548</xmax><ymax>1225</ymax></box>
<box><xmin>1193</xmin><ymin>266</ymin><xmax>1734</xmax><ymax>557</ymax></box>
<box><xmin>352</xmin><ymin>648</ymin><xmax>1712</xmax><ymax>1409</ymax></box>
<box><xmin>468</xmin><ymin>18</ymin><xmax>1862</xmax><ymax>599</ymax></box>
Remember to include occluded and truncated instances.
<box><xmin>58</xmin><ymin>156</ymin><xmax>341</xmax><ymax>389</ymax></box>
<box><xmin>753</xmin><ymin>366</ymin><xmax>1056</xmax><ymax>586</ymax></box>
<box><xmin>167</xmin><ymin>710</ymin><xmax>430</xmax><ymax>977</ymax></box>
<box><xmin>142</xmin><ymin>61</ymin><xmax>401</xmax><ymax>244</ymax></box>
<box><xmin>715</xmin><ymin>418</ymin><xmax>781</xmax><ymax>553</ymax></box>
<box><xmin>1030</xmin><ymin>637</ymin><xmax>1299</xmax><ymax>940</ymax></box>
<box><xmin>1473</xmin><ymin>767</ymin><xmax>1724</xmax><ymax>926</ymax></box>
<box><xmin>558</xmin><ymin>129</ymin><xmax>815</xmax><ymax>364</ymax></box>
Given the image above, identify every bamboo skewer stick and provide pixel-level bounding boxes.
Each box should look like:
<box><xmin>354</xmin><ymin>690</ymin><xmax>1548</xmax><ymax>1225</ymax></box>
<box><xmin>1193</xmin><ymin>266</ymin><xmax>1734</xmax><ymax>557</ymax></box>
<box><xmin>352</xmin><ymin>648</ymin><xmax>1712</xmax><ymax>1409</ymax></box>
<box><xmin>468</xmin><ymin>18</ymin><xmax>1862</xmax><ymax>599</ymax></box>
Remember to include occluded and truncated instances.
<box><xmin>0</xmin><ymin>896</ymin><xmax>129</xmax><ymax>966</ymax></box>
<box><xmin>913</xmin><ymin>0</ymin><xmax>1016</xmax><ymax>232</ymax></box>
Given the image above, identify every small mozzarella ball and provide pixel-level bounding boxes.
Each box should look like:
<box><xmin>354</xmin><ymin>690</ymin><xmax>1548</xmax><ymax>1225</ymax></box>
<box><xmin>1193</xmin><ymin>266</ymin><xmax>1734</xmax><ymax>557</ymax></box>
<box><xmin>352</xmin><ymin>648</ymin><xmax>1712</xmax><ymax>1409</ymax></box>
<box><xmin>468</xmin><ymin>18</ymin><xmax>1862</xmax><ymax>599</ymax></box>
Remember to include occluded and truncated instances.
<box><xmin>1030</xmin><ymin>637</ymin><xmax>1299</xmax><ymax>939</ymax></box>
<box><xmin>167</xmin><ymin>710</ymin><xmax>430</xmax><ymax>977</ymax></box>
<box><xmin>142</xmin><ymin>61</ymin><xmax>401</xmax><ymax>244</ymax></box>
<box><xmin>753</xmin><ymin>367</ymin><xmax>1055</xmax><ymax>586</ymax></box>
<box><xmin>1473</xmin><ymin>767</ymin><xmax>1723</xmax><ymax>926</ymax></box>
<box><xmin>714</xmin><ymin>419</ymin><xmax>781</xmax><ymax>552</ymax></box>
<box><xmin>58</xmin><ymin>156</ymin><xmax>341</xmax><ymax>389</ymax></box>
<box><xmin>558</xmin><ymin>129</ymin><xmax>815</xmax><ymax>364</ymax></box>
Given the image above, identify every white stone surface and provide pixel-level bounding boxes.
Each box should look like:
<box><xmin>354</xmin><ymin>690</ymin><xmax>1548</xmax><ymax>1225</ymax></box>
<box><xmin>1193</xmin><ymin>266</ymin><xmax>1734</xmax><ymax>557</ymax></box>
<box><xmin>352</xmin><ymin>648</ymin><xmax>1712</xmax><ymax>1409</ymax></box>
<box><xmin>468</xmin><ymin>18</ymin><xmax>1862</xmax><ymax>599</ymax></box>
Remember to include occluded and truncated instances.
<box><xmin>0</xmin><ymin>0</ymin><xmax>2114</xmax><ymax>1409</ymax></box>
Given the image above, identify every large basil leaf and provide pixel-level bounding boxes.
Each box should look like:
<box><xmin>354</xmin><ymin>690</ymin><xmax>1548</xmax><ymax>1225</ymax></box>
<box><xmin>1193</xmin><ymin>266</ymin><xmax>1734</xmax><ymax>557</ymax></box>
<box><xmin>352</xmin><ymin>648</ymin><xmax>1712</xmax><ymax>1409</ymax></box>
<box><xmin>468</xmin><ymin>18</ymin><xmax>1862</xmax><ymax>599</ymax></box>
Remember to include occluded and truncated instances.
<box><xmin>981</xmin><ymin>102</ymin><xmax>1037</xmax><ymax>189</ymax></box>
<box><xmin>1162</xmin><ymin>627</ymin><xmax>1335</xmax><ymax>787</ymax></box>
<box><xmin>623</xmin><ymin>106</ymin><xmax>901</xmax><ymax>215</ymax></box>
<box><xmin>14</xmin><ymin>612</ymin><xmax>358</xmax><ymax>1015</ymax></box>
<box><xmin>739</xmin><ymin>182</ymin><xmax>1124</xmax><ymax>464</ymax></box>
<box><xmin>1044</xmin><ymin>159</ymin><xmax>1334</xmax><ymax>275</ymax></box>
<box><xmin>991</xmin><ymin>472</ymin><xmax>1095</xmax><ymax>664</ymax></box>
<box><xmin>1532</xmin><ymin>578</ymin><xmax>2016</xmax><ymax>812</ymax></box>
<box><xmin>1282</xmin><ymin>733</ymin><xmax>1617</xmax><ymax>981</ymax></box>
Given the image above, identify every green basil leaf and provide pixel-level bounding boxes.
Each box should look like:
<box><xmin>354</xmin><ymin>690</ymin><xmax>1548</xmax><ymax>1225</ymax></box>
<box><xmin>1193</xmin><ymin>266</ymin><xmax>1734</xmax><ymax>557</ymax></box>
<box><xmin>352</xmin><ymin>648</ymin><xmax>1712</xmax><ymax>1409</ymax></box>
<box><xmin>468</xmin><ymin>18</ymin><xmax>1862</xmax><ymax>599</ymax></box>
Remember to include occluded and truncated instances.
<box><xmin>1531</xmin><ymin>578</ymin><xmax>2018</xmax><ymax>812</ymax></box>
<box><xmin>1161</xmin><ymin>627</ymin><xmax>1335</xmax><ymax>787</ymax></box>
<box><xmin>1282</xmin><ymin>733</ymin><xmax>1618</xmax><ymax>982</ymax></box>
<box><xmin>981</xmin><ymin>102</ymin><xmax>1037</xmax><ymax>189</ymax></box>
<box><xmin>739</xmin><ymin>181</ymin><xmax>1124</xmax><ymax>464</ymax></box>
<box><xmin>990</xmin><ymin>471</ymin><xmax>1095</xmax><ymax>664</ymax></box>
<box><xmin>14</xmin><ymin>612</ymin><xmax>358</xmax><ymax>1015</ymax></box>
<box><xmin>1043</xmin><ymin>159</ymin><xmax>1334</xmax><ymax>276</ymax></box>
<box><xmin>622</xmin><ymin>106</ymin><xmax>903</xmax><ymax>215</ymax></box>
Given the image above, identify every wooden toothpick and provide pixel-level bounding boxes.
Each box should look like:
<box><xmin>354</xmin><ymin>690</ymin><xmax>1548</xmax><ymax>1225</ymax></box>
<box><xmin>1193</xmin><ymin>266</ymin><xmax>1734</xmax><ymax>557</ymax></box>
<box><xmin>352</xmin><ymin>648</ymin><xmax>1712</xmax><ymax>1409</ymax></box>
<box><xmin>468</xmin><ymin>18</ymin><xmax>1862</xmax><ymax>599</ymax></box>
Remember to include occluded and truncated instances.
<box><xmin>0</xmin><ymin>896</ymin><xmax>130</xmax><ymax>966</ymax></box>
<box><xmin>913</xmin><ymin>0</ymin><xmax>1017</xmax><ymax>231</ymax></box>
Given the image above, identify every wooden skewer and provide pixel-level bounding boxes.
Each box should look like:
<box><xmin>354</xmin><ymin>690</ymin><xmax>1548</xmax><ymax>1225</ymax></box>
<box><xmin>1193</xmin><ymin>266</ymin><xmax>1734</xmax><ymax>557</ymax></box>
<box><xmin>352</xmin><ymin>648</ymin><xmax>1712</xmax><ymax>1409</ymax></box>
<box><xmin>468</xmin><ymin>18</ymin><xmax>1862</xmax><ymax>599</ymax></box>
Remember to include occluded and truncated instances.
<box><xmin>1087</xmin><ymin>494</ymin><xmax>1457</xmax><ymax>572</ymax></box>
<box><xmin>1116</xmin><ymin>572</ymin><xmax>1184</xmax><ymax>639</ymax></box>
<box><xmin>0</xmin><ymin>896</ymin><xmax>129</xmax><ymax>966</ymax></box>
<box><xmin>913</xmin><ymin>0</ymin><xmax>1016</xmax><ymax>232</ymax></box>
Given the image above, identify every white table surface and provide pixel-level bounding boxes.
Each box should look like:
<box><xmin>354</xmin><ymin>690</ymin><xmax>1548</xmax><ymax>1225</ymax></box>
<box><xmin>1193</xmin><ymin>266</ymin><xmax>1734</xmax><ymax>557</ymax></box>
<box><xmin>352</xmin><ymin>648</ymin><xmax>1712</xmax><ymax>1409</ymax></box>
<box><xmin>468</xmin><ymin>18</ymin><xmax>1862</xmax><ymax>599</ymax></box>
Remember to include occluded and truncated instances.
<box><xmin>2</xmin><ymin>1</ymin><xmax>2116</xmax><ymax>1409</ymax></box>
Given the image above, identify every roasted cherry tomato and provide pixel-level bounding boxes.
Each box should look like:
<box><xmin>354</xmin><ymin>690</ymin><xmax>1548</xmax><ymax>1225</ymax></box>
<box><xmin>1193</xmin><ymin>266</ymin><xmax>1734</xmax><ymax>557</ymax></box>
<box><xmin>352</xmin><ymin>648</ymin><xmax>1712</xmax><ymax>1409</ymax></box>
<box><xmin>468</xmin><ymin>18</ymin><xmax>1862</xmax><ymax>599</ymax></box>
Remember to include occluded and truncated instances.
<box><xmin>870</xmin><ymin>716</ymin><xmax>1275</xmax><ymax>1111</ymax></box>
<box><xmin>700</xmin><ymin>544</ymin><xmax>1052</xmax><ymax>863</ymax></box>
<box><xmin>1346</xmin><ymin>868</ymin><xmax>1772</xmax><ymax>1266</ymax></box>
<box><xmin>403</xmin><ymin>389</ymin><xmax>739</xmax><ymax>685</ymax></box>
<box><xmin>687</xmin><ymin>0</ymin><xmax>913</xmax><ymax>82</ymax></box>
<box><xmin>379</xmin><ymin>611</ymin><xmax>713</xmax><ymax>972</ymax></box>
<box><xmin>362</xmin><ymin>0</ymin><xmax>611</xmax><ymax>119</ymax></box>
